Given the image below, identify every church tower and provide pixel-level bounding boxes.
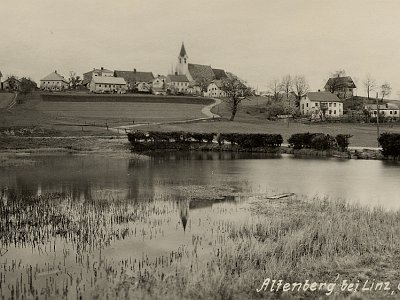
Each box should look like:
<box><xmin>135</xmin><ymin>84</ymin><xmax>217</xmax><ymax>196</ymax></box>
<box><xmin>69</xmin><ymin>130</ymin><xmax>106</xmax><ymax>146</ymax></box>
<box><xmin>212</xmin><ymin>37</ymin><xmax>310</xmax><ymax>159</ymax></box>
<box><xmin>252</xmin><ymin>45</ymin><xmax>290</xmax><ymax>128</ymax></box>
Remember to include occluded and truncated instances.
<box><xmin>176</xmin><ymin>42</ymin><xmax>188</xmax><ymax>76</ymax></box>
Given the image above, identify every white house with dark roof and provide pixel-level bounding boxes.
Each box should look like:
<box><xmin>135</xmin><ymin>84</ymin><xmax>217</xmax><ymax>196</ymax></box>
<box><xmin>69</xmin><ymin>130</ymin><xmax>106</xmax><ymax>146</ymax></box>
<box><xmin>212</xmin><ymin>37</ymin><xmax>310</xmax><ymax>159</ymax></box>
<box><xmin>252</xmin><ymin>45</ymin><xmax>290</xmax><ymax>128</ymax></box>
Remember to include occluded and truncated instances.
<box><xmin>300</xmin><ymin>91</ymin><xmax>343</xmax><ymax>118</ymax></box>
<box><xmin>364</xmin><ymin>103</ymin><xmax>399</xmax><ymax>119</ymax></box>
<box><xmin>89</xmin><ymin>76</ymin><xmax>127</xmax><ymax>94</ymax></box>
<box><xmin>40</xmin><ymin>71</ymin><xmax>69</xmax><ymax>91</ymax></box>
<box><xmin>166</xmin><ymin>74</ymin><xmax>190</xmax><ymax>93</ymax></box>
<box><xmin>175</xmin><ymin>43</ymin><xmax>227</xmax><ymax>92</ymax></box>
<box><xmin>205</xmin><ymin>80</ymin><xmax>227</xmax><ymax>98</ymax></box>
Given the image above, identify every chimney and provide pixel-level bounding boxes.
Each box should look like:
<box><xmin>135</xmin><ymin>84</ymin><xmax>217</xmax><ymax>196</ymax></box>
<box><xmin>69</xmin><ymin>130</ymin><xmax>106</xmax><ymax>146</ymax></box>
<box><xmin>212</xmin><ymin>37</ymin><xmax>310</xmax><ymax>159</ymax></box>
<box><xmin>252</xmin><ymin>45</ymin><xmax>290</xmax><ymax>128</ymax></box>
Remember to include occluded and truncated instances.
<box><xmin>134</xmin><ymin>68</ymin><xmax>136</xmax><ymax>73</ymax></box>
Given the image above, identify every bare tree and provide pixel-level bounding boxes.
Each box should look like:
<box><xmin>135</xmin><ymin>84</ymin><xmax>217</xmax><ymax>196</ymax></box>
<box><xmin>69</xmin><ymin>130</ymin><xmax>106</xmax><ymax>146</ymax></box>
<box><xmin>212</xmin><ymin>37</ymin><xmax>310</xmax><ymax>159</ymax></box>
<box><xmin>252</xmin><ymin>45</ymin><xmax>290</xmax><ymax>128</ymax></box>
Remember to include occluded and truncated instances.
<box><xmin>380</xmin><ymin>82</ymin><xmax>391</xmax><ymax>101</ymax></box>
<box><xmin>280</xmin><ymin>74</ymin><xmax>292</xmax><ymax>99</ymax></box>
<box><xmin>267</xmin><ymin>78</ymin><xmax>283</xmax><ymax>102</ymax></box>
<box><xmin>292</xmin><ymin>75</ymin><xmax>309</xmax><ymax>106</ymax></box>
<box><xmin>220</xmin><ymin>74</ymin><xmax>253</xmax><ymax>121</ymax></box>
<box><xmin>331</xmin><ymin>69</ymin><xmax>346</xmax><ymax>77</ymax></box>
<box><xmin>363</xmin><ymin>74</ymin><xmax>376</xmax><ymax>100</ymax></box>
<box><xmin>69</xmin><ymin>71</ymin><xmax>81</xmax><ymax>89</ymax></box>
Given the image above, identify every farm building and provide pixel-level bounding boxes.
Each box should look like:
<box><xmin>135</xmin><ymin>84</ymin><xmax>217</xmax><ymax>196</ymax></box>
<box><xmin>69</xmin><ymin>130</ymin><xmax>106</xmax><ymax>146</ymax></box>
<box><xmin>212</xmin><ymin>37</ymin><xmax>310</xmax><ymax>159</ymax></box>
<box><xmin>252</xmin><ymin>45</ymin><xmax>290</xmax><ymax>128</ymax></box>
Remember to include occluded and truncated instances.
<box><xmin>2</xmin><ymin>76</ymin><xmax>21</xmax><ymax>91</ymax></box>
<box><xmin>324</xmin><ymin>76</ymin><xmax>356</xmax><ymax>99</ymax></box>
<box><xmin>83</xmin><ymin>67</ymin><xmax>114</xmax><ymax>86</ymax></box>
<box><xmin>114</xmin><ymin>69</ymin><xmax>154</xmax><ymax>91</ymax></box>
<box><xmin>166</xmin><ymin>74</ymin><xmax>190</xmax><ymax>93</ymax></box>
<box><xmin>204</xmin><ymin>80</ymin><xmax>227</xmax><ymax>98</ymax></box>
<box><xmin>300</xmin><ymin>91</ymin><xmax>343</xmax><ymax>119</ymax></box>
<box><xmin>89</xmin><ymin>76</ymin><xmax>127</xmax><ymax>93</ymax></box>
<box><xmin>364</xmin><ymin>103</ymin><xmax>400</xmax><ymax>119</ymax></box>
<box><xmin>40</xmin><ymin>71</ymin><xmax>69</xmax><ymax>91</ymax></box>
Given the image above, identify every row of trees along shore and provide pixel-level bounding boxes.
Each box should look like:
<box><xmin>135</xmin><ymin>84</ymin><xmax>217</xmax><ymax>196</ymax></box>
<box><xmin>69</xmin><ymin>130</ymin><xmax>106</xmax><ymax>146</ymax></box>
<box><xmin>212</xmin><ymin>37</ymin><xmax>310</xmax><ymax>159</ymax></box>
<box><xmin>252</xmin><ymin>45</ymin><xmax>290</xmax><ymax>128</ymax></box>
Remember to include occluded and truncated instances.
<box><xmin>128</xmin><ymin>131</ymin><xmax>400</xmax><ymax>158</ymax></box>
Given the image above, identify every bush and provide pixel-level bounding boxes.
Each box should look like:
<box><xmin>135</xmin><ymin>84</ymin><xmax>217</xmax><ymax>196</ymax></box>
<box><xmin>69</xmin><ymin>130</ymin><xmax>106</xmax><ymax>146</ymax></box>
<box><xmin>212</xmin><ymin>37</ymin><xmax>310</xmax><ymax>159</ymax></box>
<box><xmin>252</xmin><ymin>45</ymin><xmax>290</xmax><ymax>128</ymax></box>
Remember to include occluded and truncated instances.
<box><xmin>378</xmin><ymin>133</ymin><xmax>400</xmax><ymax>158</ymax></box>
<box><xmin>336</xmin><ymin>134</ymin><xmax>352</xmax><ymax>151</ymax></box>
<box><xmin>217</xmin><ymin>133</ymin><xmax>283</xmax><ymax>148</ymax></box>
<box><xmin>288</xmin><ymin>133</ymin><xmax>348</xmax><ymax>151</ymax></box>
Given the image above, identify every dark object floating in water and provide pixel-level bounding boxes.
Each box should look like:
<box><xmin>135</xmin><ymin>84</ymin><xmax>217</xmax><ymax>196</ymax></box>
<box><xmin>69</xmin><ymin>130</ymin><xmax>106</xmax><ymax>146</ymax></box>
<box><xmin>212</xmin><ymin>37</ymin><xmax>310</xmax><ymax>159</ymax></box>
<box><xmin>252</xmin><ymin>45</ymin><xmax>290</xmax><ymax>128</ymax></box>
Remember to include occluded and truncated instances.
<box><xmin>266</xmin><ymin>193</ymin><xmax>295</xmax><ymax>200</ymax></box>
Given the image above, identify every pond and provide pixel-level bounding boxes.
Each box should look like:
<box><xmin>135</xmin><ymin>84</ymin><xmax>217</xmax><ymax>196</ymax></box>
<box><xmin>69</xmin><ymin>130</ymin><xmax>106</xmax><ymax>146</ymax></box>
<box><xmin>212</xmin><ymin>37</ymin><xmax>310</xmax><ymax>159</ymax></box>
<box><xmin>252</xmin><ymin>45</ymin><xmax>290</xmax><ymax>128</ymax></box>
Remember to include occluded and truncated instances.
<box><xmin>0</xmin><ymin>152</ymin><xmax>399</xmax><ymax>299</ymax></box>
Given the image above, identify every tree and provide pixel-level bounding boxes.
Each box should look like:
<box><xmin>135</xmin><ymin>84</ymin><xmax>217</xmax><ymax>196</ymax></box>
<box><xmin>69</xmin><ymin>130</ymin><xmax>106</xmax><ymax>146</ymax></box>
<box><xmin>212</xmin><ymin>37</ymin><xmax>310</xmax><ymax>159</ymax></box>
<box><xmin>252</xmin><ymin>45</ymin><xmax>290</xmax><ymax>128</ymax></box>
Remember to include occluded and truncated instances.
<box><xmin>267</xmin><ymin>78</ymin><xmax>283</xmax><ymax>102</ymax></box>
<box><xmin>196</xmin><ymin>77</ymin><xmax>211</xmax><ymax>93</ymax></box>
<box><xmin>363</xmin><ymin>75</ymin><xmax>376</xmax><ymax>100</ymax></box>
<box><xmin>380</xmin><ymin>82</ymin><xmax>391</xmax><ymax>101</ymax></box>
<box><xmin>69</xmin><ymin>71</ymin><xmax>81</xmax><ymax>89</ymax></box>
<box><xmin>292</xmin><ymin>75</ymin><xmax>309</xmax><ymax>106</ymax></box>
<box><xmin>19</xmin><ymin>77</ymin><xmax>37</xmax><ymax>95</ymax></box>
<box><xmin>220</xmin><ymin>74</ymin><xmax>253</xmax><ymax>121</ymax></box>
<box><xmin>280</xmin><ymin>75</ymin><xmax>292</xmax><ymax>99</ymax></box>
<box><xmin>6</xmin><ymin>75</ymin><xmax>19</xmax><ymax>91</ymax></box>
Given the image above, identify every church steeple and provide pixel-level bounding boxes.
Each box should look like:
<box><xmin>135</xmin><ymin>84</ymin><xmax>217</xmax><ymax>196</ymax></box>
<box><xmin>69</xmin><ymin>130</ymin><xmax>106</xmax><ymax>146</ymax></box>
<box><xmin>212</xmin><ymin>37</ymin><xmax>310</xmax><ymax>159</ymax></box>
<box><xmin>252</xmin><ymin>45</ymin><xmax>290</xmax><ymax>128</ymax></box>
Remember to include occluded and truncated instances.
<box><xmin>176</xmin><ymin>42</ymin><xmax>189</xmax><ymax>76</ymax></box>
<box><xmin>179</xmin><ymin>42</ymin><xmax>187</xmax><ymax>58</ymax></box>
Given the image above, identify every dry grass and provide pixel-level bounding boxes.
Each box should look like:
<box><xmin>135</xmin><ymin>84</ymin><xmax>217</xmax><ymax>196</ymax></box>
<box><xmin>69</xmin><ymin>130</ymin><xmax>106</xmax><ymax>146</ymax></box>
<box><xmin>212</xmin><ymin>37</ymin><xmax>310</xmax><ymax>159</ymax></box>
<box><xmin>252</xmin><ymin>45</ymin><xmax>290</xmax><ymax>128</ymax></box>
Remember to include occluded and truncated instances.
<box><xmin>123</xmin><ymin>196</ymin><xmax>400</xmax><ymax>300</ymax></box>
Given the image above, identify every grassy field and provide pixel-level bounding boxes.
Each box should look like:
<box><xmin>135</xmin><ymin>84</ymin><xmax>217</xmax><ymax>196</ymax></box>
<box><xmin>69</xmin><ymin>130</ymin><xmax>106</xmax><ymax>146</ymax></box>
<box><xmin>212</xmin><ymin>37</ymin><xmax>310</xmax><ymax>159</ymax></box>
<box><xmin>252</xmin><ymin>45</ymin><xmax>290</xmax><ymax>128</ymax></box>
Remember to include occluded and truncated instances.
<box><xmin>0</xmin><ymin>92</ymin><xmax>212</xmax><ymax>136</ymax></box>
<box><xmin>0</xmin><ymin>92</ymin><xmax>14</xmax><ymax>109</ymax></box>
<box><xmin>118</xmin><ymin>195</ymin><xmax>400</xmax><ymax>299</ymax></box>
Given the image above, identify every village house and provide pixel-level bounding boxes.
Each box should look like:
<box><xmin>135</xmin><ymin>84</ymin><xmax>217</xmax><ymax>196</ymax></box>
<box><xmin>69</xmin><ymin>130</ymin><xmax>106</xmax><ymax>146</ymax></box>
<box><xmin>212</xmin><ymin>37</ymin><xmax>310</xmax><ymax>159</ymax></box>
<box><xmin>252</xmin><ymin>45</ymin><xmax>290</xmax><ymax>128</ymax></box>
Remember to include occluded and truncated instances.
<box><xmin>364</xmin><ymin>103</ymin><xmax>400</xmax><ymax>119</ymax></box>
<box><xmin>2</xmin><ymin>76</ymin><xmax>21</xmax><ymax>92</ymax></box>
<box><xmin>151</xmin><ymin>75</ymin><xmax>167</xmax><ymax>95</ymax></box>
<box><xmin>175</xmin><ymin>43</ymin><xmax>227</xmax><ymax>94</ymax></box>
<box><xmin>82</xmin><ymin>67</ymin><xmax>114</xmax><ymax>86</ymax></box>
<box><xmin>40</xmin><ymin>71</ymin><xmax>69</xmax><ymax>91</ymax></box>
<box><xmin>89</xmin><ymin>76</ymin><xmax>127</xmax><ymax>94</ymax></box>
<box><xmin>300</xmin><ymin>91</ymin><xmax>343</xmax><ymax>119</ymax></box>
<box><xmin>324</xmin><ymin>76</ymin><xmax>356</xmax><ymax>99</ymax></box>
<box><xmin>204</xmin><ymin>80</ymin><xmax>227</xmax><ymax>98</ymax></box>
<box><xmin>166</xmin><ymin>74</ymin><xmax>190</xmax><ymax>93</ymax></box>
<box><xmin>114</xmin><ymin>69</ymin><xmax>154</xmax><ymax>92</ymax></box>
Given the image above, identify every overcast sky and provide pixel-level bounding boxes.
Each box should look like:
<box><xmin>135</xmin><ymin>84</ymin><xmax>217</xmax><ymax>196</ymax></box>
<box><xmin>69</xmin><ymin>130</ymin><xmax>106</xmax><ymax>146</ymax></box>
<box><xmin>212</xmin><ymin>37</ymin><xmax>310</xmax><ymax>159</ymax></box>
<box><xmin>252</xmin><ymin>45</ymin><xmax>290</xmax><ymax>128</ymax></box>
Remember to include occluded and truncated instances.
<box><xmin>0</xmin><ymin>0</ymin><xmax>399</xmax><ymax>98</ymax></box>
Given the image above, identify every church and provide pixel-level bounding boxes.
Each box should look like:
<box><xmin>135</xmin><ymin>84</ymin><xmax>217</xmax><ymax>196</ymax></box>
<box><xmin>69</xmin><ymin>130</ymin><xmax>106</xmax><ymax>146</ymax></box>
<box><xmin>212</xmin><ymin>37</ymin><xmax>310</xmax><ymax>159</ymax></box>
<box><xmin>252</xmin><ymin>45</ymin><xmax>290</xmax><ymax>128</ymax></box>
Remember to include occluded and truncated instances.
<box><xmin>175</xmin><ymin>43</ymin><xmax>228</xmax><ymax>90</ymax></box>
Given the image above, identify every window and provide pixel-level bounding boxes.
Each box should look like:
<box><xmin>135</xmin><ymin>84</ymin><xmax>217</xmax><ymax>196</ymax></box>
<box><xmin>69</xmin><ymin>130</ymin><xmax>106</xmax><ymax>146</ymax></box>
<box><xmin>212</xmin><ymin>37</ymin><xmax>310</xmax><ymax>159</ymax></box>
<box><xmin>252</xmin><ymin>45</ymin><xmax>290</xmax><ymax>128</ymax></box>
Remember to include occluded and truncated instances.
<box><xmin>334</xmin><ymin>103</ymin><xmax>336</xmax><ymax>107</ymax></box>
<box><xmin>390</xmin><ymin>111</ymin><xmax>393</xmax><ymax>114</ymax></box>
<box><xmin>329</xmin><ymin>110</ymin><xmax>332</xmax><ymax>114</ymax></box>
<box><xmin>334</xmin><ymin>110</ymin><xmax>336</xmax><ymax>114</ymax></box>
<box><xmin>395</xmin><ymin>111</ymin><xmax>398</xmax><ymax>115</ymax></box>
<box><xmin>329</xmin><ymin>103</ymin><xmax>332</xmax><ymax>107</ymax></box>
<box><xmin>302</xmin><ymin>104</ymin><xmax>304</xmax><ymax>110</ymax></box>
<box><xmin>306</xmin><ymin>103</ymin><xmax>308</xmax><ymax>108</ymax></box>
<box><xmin>315</xmin><ymin>103</ymin><xmax>318</xmax><ymax>106</ymax></box>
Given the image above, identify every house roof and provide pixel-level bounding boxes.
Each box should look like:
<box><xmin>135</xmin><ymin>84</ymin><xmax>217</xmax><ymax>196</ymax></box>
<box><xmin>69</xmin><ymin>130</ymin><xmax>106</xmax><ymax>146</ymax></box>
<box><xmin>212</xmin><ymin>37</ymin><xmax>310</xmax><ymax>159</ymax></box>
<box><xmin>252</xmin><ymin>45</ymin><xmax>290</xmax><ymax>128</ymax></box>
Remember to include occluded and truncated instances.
<box><xmin>210</xmin><ymin>80</ymin><xmax>224</xmax><ymax>88</ymax></box>
<box><xmin>83</xmin><ymin>68</ymin><xmax>113</xmax><ymax>75</ymax></box>
<box><xmin>188</xmin><ymin>63</ymin><xmax>216</xmax><ymax>82</ymax></box>
<box><xmin>114</xmin><ymin>70</ymin><xmax>154</xmax><ymax>83</ymax></box>
<box><xmin>307</xmin><ymin>92</ymin><xmax>342</xmax><ymax>102</ymax></box>
<box><xmin>212</xmin><ymin>68</ymin><xmax>227</xmax><ymax>80</ymax></box>
<box><xmin>41</xmin><ymin>71</ymin><xmax>67</xmax><ymax>82</ymax></box>
<box><xmin>324</xmin><ymin>76</ymin><xmax>356</xmax><ymax>89</ymax></box>
<box><xmin>179</xmin><ymin>43</ymin><xmax>187</xmax><ymax>57</ymax></box>
<box><xmin>167</xmin><ymin>74</ymin><xmax>189</xmax><ymax>82</ymax></box>
<box><xmin>92</xmin><ymin>76</ymin><xmax>126</xmax><ymax>85</ymax></box>
<box><xmin>365</xmin><ymin>103</ymin><xmax>400</xmax><ymax>110</ymax></box>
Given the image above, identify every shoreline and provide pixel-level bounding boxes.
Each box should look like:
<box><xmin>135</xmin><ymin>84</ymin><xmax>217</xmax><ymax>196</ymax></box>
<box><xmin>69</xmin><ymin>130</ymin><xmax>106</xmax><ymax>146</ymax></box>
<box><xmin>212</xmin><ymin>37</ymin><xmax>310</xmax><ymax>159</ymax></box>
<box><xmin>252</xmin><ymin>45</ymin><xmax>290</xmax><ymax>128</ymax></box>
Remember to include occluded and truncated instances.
<box><xmin>0</xmin><ymin>135</ymin><xmax>391</xmax><ymax>161</ymax></box>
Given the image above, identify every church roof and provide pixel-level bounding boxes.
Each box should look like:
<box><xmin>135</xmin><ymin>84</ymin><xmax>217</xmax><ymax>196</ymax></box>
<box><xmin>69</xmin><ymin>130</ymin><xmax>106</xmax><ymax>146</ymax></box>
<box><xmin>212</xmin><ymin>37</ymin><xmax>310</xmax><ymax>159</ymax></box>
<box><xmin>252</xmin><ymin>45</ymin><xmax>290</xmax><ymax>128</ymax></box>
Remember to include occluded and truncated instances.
<box><xmin>188</xmin><ymin>63</ymin><xmax>216</xmax><ymax>82</ymax></box>
<box><xmin>41</xmin><ymin>71</ymin><xmax>67</xmax><ymax>82</ymax></box>
<box><xmin>179</xmin><ymin>43</ymin><xmax>187</xmax><ymax>57</ymax></box>
<box><xmin>114</xmin><ymin>70</ymin><xmax>154</xmax><ymax>83</ymax></box>
<box><xmin>167</xmin><ymin>74</ymin><xmax>189</xmax><ymax>82</ymax></box>
<box><xmin>212</xmin><ymin>68</ymin><xmax>227</xmax><ymax>80</ymax></box>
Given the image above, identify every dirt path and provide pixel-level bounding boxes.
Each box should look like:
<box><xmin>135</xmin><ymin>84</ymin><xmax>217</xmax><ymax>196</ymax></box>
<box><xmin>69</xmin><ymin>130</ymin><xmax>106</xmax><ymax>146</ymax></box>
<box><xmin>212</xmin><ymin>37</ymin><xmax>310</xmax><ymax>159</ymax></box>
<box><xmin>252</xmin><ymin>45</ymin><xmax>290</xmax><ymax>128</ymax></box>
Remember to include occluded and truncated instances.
<box><xmin>111</xmin><ymin>98</ymin><xmax>221</xmax><ymax>132</ymax></box>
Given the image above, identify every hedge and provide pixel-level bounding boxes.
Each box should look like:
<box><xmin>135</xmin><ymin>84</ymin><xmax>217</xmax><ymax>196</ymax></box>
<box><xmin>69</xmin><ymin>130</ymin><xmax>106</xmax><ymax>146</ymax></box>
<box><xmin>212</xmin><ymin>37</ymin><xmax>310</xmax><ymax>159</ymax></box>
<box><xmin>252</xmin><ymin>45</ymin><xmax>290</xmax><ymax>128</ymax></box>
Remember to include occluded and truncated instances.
<box><xmin>288</xmin><ymin>133</ymin><xmax>352</xmax><ymax>151</ymax></box>
<box><xmin>378</xmin><ymin>133</ymin><xmax>400</xmax><ymax>158</ymax></box>
<box><xmin>128</xmin><ymin>131</ymin><xmax>283</xmax><ymax>148</ymax></box>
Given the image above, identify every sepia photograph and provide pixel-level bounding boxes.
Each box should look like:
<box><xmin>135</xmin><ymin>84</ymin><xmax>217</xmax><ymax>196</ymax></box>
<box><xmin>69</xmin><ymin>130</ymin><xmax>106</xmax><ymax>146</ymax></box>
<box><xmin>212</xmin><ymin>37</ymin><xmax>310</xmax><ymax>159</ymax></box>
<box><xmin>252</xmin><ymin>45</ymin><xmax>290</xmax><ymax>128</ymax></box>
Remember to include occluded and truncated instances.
<box><xmin>1</xmin><ymin>0</ymin><xmax>400</xmax><ymax>299</ymax></box>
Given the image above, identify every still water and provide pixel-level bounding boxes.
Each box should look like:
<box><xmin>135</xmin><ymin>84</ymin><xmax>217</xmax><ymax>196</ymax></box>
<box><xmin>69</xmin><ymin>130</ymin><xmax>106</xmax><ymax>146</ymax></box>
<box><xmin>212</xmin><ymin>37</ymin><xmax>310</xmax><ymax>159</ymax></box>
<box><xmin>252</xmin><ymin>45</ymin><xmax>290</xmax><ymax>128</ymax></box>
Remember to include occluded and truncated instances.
<box><xmin>0</xmin><ymin>152</ymin><xmax>399</xmax><ymax>299</ymax></box>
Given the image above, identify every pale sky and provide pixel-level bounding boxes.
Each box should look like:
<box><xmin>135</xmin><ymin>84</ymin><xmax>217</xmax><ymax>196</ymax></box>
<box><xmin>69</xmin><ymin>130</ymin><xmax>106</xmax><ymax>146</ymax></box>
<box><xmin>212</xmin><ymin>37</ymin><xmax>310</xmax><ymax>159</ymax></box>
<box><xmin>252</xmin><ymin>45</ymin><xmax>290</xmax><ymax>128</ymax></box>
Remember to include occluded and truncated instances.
<box><xmin>0</xmin><ymin>0</ymin><xmax>399</xmax><ymax>98</ymax></box>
